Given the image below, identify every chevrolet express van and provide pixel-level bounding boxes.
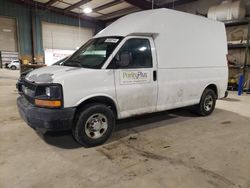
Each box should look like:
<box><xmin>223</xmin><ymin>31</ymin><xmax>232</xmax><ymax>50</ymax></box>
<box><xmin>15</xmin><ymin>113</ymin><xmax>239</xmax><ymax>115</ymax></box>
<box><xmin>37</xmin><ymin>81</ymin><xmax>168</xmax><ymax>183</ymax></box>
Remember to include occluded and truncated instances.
<box><xmin>17</xmin><ymin>9</ymin><xmax>228</xmax><ymax>147</ymax></box>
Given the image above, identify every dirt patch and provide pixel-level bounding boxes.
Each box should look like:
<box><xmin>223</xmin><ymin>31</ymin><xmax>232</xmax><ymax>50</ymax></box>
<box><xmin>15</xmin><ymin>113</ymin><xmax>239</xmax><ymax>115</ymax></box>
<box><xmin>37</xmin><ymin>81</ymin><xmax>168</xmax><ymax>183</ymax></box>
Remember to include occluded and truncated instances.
<box><xmin>221</xmin><ymin>121</ymin><xmax>232</xmax><ymax>124</ymax></box>
<box><xmin>194</xmin><ymin>166</ymin><xmax>236</xmax><ymax>187</ymax></box>
<box><xmin>97</xmin><ymin>148</ymin><xmax>114</xmax><ymax>160</ymax></box>
<box><xmin>8</xmin><ymin>116</ymin><xmax>20</xmax><ymax>121</ymax></box>
<box><xmin>97</xmin><ymin>136</ymin><xmax>237</xmax><ymax>187</ymax></box>
<box><xmin>222</xmin><ymin>98</ymin><xmax>240</xmax><ymax>102</ymax></box>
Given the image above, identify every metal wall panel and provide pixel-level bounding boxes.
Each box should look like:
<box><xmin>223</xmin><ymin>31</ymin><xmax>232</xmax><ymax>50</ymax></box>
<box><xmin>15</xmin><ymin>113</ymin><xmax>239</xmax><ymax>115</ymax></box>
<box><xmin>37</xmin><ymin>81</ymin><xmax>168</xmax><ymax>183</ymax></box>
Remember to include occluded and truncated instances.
<box><xmin>0</xmin><ymin>0</ymin><xmax>31</xmax><ymax>56</ymax></box>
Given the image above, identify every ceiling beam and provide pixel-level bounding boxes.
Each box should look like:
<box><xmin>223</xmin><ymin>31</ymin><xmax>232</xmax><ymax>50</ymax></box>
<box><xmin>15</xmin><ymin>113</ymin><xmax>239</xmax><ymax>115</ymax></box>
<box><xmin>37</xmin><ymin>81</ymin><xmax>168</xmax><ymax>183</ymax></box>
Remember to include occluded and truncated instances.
<box><xmin>64</xmin><ymin>0</ymin><xmax>92</xmax><ymax>12</ymax></box>
<box><xmin>123</xmin><ymin>0</ymin><xmax>158</xmax><ymax>10</ymax></box>
<box><xmin>45</xmin><ymin>0</ymin><xmax>58</xmax><ymax>7</ymax></box>
<box><xmin>13</xmin><ymin>0</ymin><xmax>103</xmax><ymax>24</ymax></box>
<box><xmin>161</xmin><ymin>0</ymin><xmax>198</xmax><ymax>8</ymax></box>
<box><xmin>98</xmin><ymin>6</ymin><xmax>140</xmax><ymax>20</ymax></box>
<box><xmin>124</xmin><ymin>0</ymin><xmax>198</xmax><ymax>9</ymax></box>
<box><xmin>93</xmin><ymin>0</ymin><xmax>123</xmax><ymax>12</ymax></box>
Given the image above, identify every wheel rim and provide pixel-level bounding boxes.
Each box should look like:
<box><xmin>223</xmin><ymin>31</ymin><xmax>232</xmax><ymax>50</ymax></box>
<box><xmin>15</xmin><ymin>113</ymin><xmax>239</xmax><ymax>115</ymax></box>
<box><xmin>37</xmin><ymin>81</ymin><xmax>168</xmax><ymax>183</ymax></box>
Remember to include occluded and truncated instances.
<box><xmin>84</xmin><ymin>113</ymin><xmax>108</xmax><ymax>139</ymax></box>
<box><xmin>204</xmin><ymin>95</ymin><xmax>213</xmax><ymax>112</ymax></box>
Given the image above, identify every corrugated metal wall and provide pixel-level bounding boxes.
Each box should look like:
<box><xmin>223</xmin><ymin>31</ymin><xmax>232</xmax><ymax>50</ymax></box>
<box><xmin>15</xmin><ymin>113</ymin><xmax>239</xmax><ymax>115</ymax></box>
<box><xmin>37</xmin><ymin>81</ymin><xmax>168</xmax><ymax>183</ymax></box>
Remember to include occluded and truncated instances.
<box><xmin>0</xmin><ymin>0</ymin><xmax>104</xmax><ymax>63</ymax></box>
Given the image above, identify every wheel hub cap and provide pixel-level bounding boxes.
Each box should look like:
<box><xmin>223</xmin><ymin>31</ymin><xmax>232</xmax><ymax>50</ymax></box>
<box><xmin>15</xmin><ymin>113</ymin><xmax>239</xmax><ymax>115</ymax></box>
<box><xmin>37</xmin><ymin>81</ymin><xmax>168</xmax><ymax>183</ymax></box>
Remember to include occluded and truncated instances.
<box><xmin>91</xmin><ymin>118</ymin><xmax>102</xmax><ymax>131</ymax></box>
<box><xmin>85</xmin><ymin>114</ymin><xmax>108</xmax><ymax>139</ymax></box>
<box><xmin>204</xmin><ymin>95</ymin><xmax>213</xmax><ymax>111</ymax></box>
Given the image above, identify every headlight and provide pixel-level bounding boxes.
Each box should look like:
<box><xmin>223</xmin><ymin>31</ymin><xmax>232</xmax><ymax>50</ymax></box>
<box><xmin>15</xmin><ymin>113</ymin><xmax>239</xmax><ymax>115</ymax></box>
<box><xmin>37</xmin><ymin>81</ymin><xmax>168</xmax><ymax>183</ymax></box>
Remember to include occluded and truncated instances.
<box><xmin>35</xmin><ymin>84</ymin><xmax>63</xmax><ymax>108</ymax></box>
<box><xmin>36</xmin><ymin>85</ymin><xmax>62</xmax><ymax>99</ymax></box>
<box><xmin>45</xmin><ymin>87</ymin><xmax>50</xmax><ymax>97</ymax></box>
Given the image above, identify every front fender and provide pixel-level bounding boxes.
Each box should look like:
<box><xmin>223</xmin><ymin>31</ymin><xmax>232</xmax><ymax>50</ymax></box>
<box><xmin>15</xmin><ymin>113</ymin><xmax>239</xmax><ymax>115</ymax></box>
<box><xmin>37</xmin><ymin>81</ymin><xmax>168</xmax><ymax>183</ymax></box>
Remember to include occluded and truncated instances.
<box><xmin>74</xmin><ymin>94</ymin><xmax>121</xmax><ymax>118</ymax></box>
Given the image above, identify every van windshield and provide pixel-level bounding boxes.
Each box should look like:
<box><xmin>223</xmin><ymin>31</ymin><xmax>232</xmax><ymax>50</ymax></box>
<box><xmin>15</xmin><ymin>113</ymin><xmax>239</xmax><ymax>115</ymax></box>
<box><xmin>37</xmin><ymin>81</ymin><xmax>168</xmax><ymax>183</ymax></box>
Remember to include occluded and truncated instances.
<box><xmin>63</xmin><ymin>37</ymin><xmax>123</xmax><ymax>69</ymax></box>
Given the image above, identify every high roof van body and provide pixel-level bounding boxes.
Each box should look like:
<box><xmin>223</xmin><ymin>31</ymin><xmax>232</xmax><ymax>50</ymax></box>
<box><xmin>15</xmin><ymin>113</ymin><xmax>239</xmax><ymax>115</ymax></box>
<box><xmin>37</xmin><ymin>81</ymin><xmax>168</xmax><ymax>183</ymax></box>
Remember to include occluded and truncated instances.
<box><xmin>17</xmin><ymin>9</ymin><xmax>228</xmax><ymax>146</ymax></box>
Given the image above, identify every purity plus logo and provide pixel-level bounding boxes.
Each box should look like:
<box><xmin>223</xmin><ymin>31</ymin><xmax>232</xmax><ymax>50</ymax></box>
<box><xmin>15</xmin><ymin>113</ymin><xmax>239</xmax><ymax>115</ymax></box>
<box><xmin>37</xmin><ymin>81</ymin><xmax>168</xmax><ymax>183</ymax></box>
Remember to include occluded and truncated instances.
<box><xmin>120</xmin><ymin>71</ymin><xmax>150</xmax><ymax>84</ymax></box>
<box><xmin>122</xmin><ymin>71</ymin><xmax>148</xmax><ymax>79</ymax></box>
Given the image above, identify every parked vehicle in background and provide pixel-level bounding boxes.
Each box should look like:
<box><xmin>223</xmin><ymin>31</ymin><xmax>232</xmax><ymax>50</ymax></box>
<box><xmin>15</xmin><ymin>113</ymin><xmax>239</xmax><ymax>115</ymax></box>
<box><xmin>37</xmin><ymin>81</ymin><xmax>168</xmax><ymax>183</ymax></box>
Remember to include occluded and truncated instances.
<box><xmin>5</xmin><ymin>62</ymin><xmax>10</xmax><ymax>68</ymax></box>
<box><xmin>8</xmin><ymin>60</ymin><xmax>20</xmax><ymax>70</ymax></box>
<box><xmin>17</xmin><ymin>9</ymin><xmax>228</xmax><ymax>147</ymax></box>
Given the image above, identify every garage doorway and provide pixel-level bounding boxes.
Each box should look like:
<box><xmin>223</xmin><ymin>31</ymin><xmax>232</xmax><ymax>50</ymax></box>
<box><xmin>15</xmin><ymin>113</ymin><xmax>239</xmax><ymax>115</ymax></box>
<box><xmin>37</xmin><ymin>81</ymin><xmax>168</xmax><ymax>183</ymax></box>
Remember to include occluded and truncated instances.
<box><xmin>0</xmin><ymin>16</ymin><xmax>19</xmax><ymax>68</ymax></box>
<box><xmin>42</xmin><ymin>22</ymin><xmax>93</xmax><ymax>65</ymax></box>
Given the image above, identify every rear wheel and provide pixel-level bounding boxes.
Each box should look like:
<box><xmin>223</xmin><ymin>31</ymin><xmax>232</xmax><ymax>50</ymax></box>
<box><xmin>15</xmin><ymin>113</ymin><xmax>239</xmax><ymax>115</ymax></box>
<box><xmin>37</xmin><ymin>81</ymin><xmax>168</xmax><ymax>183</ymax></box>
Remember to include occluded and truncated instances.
<box><xmin>73</xmin><ymin>103</ymin><xmax>115</xmax><ymax>147</ymax></box>
<box><xmin>195</xmin><ymin>88</ymin><xmax>216</xmax><ymax>116</ymax></box>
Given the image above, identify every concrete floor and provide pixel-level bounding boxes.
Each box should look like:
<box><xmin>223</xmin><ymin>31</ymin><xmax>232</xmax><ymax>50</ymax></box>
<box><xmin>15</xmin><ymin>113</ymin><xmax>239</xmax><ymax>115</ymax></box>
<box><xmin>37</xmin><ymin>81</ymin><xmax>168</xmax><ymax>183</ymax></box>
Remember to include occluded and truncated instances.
<box><xmin>1</xmin><ymin>69</ymin><xmax>250</xmax><ymax>188</ymax></box>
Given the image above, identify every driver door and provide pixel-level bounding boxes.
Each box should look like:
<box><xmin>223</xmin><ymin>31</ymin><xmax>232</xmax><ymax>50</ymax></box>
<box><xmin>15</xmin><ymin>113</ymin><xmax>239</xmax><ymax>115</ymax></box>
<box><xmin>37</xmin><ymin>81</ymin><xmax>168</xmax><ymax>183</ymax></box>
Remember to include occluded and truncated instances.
<box><xmin>111</xmin><ymin>37</ymin><xmax>158</xmax><ymax>118</ymax></box>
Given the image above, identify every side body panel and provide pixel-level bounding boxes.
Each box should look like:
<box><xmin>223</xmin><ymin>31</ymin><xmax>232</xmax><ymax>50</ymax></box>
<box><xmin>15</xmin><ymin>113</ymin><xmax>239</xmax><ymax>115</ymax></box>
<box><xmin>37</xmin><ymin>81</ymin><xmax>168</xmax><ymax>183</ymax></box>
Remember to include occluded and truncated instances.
<box><xmin>111</xmin><ymin>36</ymin><xmax>158</xmax><ymax>118</ymax></box>
<box><xmin>114</xmin><ymin>68</ymin><xmax>157</xmax><ymax>118</ymax></box>
<box><xmin>53</xmin><ymin>69</ymin><xmax>117</xmax><ymax>110</ymax></box>
<box><xmin>157</xmin><ymin>67</ymin><xmax>228</xmax><ymax>111</ymax></box>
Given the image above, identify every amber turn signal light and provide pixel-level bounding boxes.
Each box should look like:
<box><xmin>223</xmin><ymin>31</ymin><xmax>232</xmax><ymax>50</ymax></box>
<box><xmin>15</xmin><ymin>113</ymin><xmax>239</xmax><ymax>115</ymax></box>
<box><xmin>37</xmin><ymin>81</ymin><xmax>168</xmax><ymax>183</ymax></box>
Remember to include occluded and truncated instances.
<box><xmin>35</xmin><ymin>99</ymin><xmax>62</xmax><ymax>108</ymax></box>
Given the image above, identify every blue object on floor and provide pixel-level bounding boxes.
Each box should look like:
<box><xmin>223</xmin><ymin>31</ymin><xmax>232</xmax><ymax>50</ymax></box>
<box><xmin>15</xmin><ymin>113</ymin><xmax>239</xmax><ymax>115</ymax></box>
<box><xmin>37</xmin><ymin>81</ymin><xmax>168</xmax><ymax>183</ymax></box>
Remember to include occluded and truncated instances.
<box><xmin>238</xmin><ymin>75</ymin><xmax>244</xmax><ymax>96</ymax></box>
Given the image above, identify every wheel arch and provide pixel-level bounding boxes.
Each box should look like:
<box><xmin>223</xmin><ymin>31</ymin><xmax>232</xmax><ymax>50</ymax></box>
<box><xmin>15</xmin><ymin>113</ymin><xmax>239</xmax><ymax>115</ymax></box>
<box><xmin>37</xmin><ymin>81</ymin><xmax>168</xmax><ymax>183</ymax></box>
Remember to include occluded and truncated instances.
<box><xmin>204</xmin><ymin>84</ymin><xmax>218</xmax><ymax>98</ymax></box>
<box><xmin>75</xmin><ymin>95</ymin><xmax>119</xmax><ymax>119</ymax></box>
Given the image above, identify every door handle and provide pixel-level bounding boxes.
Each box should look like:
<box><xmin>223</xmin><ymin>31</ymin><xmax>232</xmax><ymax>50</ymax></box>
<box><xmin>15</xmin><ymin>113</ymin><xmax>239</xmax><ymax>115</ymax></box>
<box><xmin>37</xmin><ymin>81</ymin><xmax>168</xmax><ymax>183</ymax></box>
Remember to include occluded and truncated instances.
<box><xmin>153</xmin><ymin>70</ymin><xmax>157</xmax><ymax>81</ymax></box>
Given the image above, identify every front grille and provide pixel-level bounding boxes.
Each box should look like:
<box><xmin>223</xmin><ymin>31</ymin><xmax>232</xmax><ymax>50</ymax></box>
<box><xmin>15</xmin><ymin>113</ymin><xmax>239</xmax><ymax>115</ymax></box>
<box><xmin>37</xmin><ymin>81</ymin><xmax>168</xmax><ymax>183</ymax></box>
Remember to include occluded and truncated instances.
<box><xmin>23</xmin><ymin>79</ymin><xmax>36</xmax><ymax>104</ymax></box>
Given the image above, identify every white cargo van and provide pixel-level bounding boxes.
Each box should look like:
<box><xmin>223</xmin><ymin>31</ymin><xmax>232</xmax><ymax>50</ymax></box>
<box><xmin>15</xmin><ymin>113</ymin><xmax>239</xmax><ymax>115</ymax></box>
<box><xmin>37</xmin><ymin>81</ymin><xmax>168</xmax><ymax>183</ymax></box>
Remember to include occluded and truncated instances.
<box><xmin>17</xmin><ymin>9</ymin><xmax>228</xmax><ymax>147</ymax></box>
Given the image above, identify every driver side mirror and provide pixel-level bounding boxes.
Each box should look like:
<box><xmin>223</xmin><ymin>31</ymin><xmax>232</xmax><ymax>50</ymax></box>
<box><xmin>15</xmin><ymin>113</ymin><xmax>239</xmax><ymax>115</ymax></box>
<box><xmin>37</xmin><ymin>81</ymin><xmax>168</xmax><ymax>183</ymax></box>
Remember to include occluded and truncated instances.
<box><xmin>116</xmin><ymin>51</ymin><xmax>131</xmax><ymax>68</ymax></box>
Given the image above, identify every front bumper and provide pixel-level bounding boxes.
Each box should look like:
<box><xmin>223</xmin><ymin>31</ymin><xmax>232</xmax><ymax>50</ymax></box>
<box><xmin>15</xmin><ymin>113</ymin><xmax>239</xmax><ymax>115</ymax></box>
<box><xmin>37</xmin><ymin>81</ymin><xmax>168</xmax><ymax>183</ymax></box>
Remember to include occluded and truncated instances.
<box><xmin>17</xmin><ymin>96</ymin><xmax>76</xmax><ymax>131</ymax></box>
<box><xmin>16</xmin><ymin>79</ymin><xmax>23</xmax><ymax>94</ymax></box>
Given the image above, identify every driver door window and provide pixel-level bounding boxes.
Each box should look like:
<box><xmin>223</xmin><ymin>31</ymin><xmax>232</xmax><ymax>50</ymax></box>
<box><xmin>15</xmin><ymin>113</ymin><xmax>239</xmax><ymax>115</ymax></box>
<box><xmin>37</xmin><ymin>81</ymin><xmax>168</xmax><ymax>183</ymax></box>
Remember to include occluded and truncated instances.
<box><xmin>113</xmin><ymin>38</ymin><xmax>152</xmax><ymax>69</ymax></box>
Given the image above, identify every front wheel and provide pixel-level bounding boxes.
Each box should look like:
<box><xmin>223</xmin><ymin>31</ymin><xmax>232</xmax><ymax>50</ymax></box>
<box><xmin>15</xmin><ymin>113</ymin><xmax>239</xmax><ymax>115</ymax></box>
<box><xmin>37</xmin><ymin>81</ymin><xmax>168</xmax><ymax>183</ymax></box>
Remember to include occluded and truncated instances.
<box><xmin>73</xmin><ymin>104</ymin><xmax>115</xmax><ymax>147</ymax></box>
<box><xmin>195</xmin><ymin>88</ymin><xmax>216</xmax><ymax>116</ymax></box>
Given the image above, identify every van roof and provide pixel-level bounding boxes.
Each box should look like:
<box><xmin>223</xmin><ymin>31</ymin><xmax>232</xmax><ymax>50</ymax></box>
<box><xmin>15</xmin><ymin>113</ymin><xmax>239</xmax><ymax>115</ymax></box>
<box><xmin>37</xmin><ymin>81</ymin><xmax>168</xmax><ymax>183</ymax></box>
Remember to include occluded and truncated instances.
<box><xmin>95</xmin><ymin>8</ymin><xmax>223</xmax><ymax>38</ymax></box>
<box><xmin>96</xmin><ymin>8</ymin><xmax>227</xmax><ymax>68</ymax></box>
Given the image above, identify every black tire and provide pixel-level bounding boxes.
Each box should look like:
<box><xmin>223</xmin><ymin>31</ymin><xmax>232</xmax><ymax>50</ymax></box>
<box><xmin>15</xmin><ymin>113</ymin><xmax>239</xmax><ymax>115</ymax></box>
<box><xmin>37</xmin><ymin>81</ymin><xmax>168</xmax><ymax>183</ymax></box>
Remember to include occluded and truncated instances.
<box><xmin>73</xmin><ymin>103</ymin><xmax>115</xmax><ymax>147</ymax></box>
<box><xmin>224</xmin><ymin>91</ymin><xmax>228</xmax><ymax>98</ymax></box>
<box><xmin>10</xmin><ymin>66</ymin><xmax>16</xmax><ymax>70</ymax></box>
<box><xmin>195</xmin><ymin>88</ymin><xmax>216</xmax><ymax>116</ymax></box>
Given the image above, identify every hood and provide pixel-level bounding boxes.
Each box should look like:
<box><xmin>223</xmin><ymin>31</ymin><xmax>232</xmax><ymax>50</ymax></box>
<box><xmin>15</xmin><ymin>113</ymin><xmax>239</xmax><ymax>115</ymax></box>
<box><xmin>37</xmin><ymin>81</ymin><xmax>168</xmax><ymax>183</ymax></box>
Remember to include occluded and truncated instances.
<box><xmin>25</xmin><ymin>65</ymin><xmax>80</xmax><ymax>83</ymax></box>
